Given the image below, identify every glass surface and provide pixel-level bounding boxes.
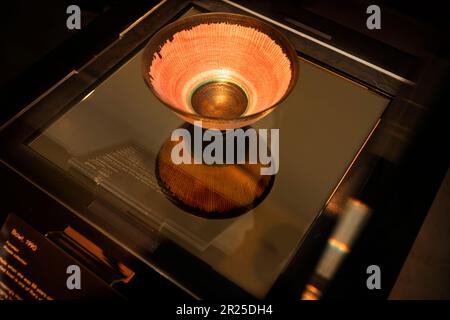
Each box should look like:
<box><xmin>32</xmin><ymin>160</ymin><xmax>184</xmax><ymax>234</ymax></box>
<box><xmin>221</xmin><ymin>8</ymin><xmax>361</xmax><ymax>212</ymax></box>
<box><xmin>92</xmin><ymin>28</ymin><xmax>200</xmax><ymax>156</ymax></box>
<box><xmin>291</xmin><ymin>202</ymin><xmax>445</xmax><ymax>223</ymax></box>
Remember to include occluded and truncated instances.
<box><xmin>28</xmin><ymin>19</ymin><xmax>389</xmax><ymax>297</ymax></box>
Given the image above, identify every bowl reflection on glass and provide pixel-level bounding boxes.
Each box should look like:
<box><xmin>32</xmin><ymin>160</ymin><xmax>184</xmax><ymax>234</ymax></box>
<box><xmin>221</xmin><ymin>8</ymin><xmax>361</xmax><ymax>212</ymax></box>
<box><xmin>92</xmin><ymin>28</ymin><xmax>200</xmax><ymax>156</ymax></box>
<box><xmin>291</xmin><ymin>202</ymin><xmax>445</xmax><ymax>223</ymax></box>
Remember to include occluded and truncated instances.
<box><xmin>155</xmin><ymin>123</ymin><xmax>275</xmax><ymax>218</ymax></box>
<box><xmin>142</xmin><ymin>13</ymin><xmax>298</xmax><ymax>129</ymax></box>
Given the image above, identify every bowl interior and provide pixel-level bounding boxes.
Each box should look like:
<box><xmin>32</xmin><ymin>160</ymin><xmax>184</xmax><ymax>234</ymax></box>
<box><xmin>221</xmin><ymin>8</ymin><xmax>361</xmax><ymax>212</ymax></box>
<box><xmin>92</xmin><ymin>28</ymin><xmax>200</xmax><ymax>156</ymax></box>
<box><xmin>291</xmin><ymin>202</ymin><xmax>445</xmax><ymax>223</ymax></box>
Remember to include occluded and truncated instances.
<box><xmin>143</xmin><ymin>13</ymin><xmax>298</xmax><ymax>127</ymax></box>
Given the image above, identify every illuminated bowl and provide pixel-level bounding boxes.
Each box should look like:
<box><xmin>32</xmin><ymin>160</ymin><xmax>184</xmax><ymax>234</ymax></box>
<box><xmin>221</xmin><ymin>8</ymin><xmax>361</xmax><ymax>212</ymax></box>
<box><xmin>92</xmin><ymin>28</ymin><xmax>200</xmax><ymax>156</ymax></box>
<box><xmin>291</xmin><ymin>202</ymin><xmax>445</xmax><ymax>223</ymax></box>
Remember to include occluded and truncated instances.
<box><xmin>155</xmin><ymin>123</ymin><xmax>275</xmax><ymax>218</ymax></box>
<box><xmin>142</xmin><ymin>13</ymin><xmax>298</xmax><ymax>129</ymax></box>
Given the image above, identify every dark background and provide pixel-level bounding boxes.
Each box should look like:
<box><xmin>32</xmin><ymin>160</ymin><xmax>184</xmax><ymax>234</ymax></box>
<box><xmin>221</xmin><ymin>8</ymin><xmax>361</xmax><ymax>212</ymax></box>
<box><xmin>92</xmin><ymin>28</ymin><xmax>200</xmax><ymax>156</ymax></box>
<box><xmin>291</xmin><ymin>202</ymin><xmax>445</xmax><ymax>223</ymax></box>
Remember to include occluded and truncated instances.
<box><xmin>0</xmin><ymin>0</ymin><xmax>449</xmax><ymax>300</ymax></box>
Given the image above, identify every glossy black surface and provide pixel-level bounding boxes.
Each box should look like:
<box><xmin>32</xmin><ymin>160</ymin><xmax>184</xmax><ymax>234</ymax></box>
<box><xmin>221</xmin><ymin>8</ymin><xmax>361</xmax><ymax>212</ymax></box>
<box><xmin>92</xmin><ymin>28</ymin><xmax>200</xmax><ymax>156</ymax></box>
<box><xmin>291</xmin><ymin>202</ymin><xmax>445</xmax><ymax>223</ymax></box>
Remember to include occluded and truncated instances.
<box><xmin>1</xmin><ymin>0</ymin><xmax>449</xmax><ymax>300</ymax></box>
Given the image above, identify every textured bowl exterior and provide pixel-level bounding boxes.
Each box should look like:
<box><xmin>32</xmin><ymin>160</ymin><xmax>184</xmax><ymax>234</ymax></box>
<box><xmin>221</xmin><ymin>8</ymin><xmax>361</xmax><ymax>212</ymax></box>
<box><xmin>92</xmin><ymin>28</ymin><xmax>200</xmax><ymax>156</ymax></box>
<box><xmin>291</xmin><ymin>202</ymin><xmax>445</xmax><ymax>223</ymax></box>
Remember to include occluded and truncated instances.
<box><xmin>155</xmin><ymin>124</ymin><xmax>275</xmax><ymax>218</ymax></box>
<box><xmin>142</xmin><ymin>13</ymin><xmax>298</xmax><ymax>129</ymax></box>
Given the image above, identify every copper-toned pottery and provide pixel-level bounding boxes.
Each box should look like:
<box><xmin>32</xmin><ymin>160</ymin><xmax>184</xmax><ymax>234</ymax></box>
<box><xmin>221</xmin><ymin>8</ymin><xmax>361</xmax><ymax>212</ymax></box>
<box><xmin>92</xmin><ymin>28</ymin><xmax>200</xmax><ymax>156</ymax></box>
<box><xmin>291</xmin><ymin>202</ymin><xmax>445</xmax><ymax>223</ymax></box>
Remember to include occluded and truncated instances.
<box><xmin>155</xmin><ymin>124</ymin><xmax>275</xmax><ymax>218</ymax></box>
<box><xmin>142</xmin><ymin>13</ymin><xmax>298</xmax><ymax>129</ymax></box>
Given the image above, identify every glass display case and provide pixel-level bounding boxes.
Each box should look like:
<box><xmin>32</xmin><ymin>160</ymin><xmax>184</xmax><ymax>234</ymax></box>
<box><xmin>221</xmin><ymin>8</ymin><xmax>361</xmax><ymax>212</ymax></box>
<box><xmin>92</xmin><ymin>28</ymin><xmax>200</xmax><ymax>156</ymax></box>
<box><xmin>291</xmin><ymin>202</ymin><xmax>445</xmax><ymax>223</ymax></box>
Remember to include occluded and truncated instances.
<box><xmin>1</xmin><ymin>1</ymin><xmax>422</xmax><ymax>299</ymax></box>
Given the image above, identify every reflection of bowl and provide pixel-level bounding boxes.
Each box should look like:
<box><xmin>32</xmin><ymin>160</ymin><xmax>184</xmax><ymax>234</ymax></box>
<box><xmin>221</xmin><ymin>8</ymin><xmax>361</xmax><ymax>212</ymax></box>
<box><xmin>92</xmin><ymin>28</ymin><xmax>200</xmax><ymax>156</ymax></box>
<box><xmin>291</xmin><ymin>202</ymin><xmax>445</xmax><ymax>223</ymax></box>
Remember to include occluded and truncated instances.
<box><xmin>142</xmin><ymin>13</ymin><xmax>298</xmax><ymax>129</ymax></box>
<box><xmin>155</xmin><ymin>123</ymin><xmax>275</xmax><ymax>218</ymax></box>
